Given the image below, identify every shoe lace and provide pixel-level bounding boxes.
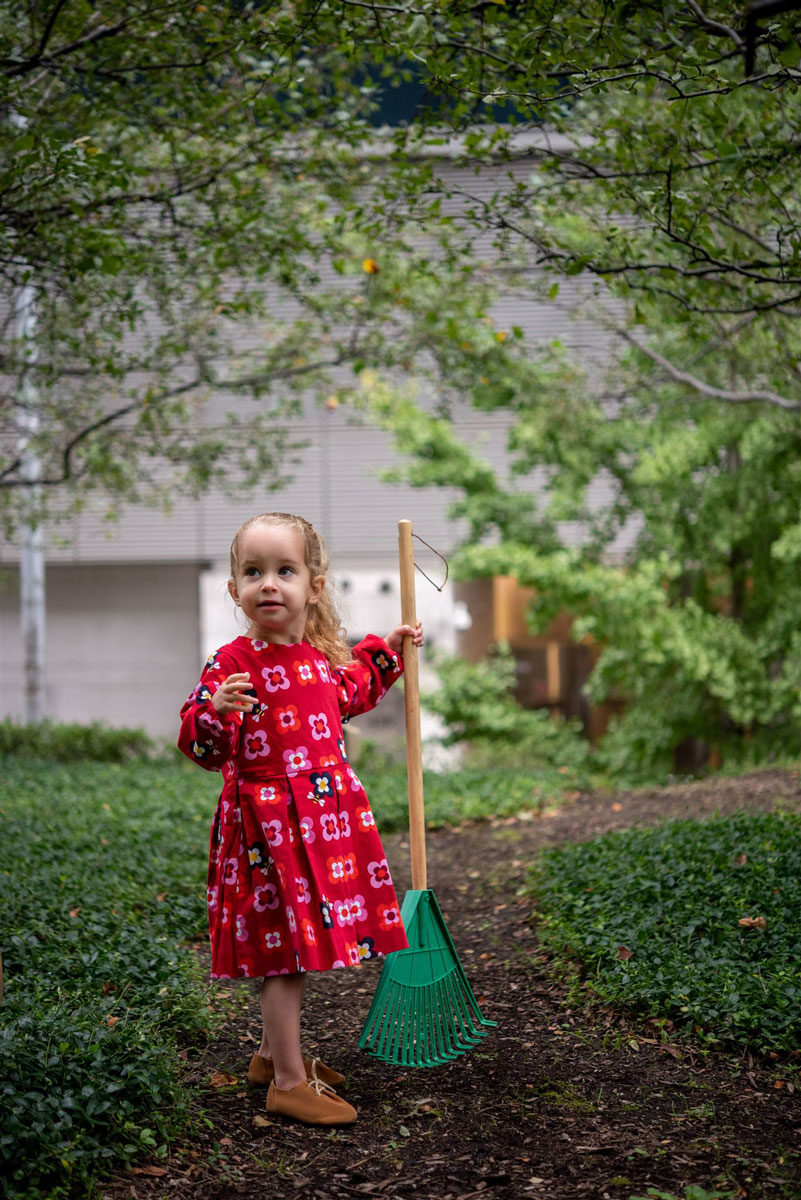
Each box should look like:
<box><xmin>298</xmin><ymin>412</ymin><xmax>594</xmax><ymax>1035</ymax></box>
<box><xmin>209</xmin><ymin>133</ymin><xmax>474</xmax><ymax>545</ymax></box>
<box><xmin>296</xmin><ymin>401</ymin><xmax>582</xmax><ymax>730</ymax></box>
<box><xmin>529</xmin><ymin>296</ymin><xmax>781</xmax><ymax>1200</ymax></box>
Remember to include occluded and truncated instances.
<box><xmin>308</xmin><ymin>1058</ymin><xmax>336</xmax><ymax>1097</ymax></box>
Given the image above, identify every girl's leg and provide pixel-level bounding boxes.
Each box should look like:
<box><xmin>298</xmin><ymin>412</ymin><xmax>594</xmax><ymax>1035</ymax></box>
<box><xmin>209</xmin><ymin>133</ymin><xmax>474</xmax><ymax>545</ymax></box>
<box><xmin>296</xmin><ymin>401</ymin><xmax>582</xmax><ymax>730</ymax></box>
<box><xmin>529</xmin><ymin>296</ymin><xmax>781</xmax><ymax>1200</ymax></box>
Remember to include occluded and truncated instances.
<box><xmin>259</xmin><ymin>974</ymin><xmax>306</xmax><ymax>1090</ymax></box>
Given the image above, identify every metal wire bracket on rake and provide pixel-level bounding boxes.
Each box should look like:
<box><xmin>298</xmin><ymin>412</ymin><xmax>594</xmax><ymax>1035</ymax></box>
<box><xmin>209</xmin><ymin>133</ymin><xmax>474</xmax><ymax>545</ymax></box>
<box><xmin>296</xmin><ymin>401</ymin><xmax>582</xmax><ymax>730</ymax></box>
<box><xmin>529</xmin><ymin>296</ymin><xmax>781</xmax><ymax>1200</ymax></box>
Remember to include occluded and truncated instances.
<box><xmin>359</xmin><ymin>889</ymin><xmax>497</xmax><ymax>1068</ymax></box>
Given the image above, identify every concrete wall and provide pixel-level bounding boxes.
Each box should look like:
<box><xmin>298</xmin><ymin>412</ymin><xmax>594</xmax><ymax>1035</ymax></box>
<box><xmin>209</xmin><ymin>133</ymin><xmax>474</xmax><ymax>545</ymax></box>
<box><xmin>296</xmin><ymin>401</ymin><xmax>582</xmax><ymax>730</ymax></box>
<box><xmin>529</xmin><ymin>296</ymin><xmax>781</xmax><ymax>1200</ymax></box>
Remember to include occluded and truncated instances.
<box><xmin>0</xmin><ymin>563</ymin><xmax>200</xmax><ymax>737</ymax></box>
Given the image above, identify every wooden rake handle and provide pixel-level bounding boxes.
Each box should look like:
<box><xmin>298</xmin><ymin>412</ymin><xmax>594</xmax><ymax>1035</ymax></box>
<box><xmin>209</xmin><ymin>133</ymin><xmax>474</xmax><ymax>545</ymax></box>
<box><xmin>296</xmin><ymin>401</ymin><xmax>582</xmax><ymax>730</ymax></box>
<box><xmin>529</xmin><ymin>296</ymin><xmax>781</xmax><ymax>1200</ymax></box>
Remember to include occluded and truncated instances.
<box><xmin>398</xmin><ymin>519</ymin><xmax>427</xmax><ymax>891</ymax></box>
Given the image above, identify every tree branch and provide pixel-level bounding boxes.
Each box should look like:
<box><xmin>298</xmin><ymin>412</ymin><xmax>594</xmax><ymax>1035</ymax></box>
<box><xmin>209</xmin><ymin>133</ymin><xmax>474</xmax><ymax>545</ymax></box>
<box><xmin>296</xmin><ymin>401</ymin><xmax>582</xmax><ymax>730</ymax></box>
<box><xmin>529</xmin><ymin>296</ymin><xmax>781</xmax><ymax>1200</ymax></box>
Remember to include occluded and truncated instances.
<box><xmin>684</xmin><ymin>0</ymin><xmax>745</xmax><ymax>50</ymax></box>
<box><xmin>620</xmin><ymin>329</ymin><xmax>801</xmax><ymax>410</ymax></box>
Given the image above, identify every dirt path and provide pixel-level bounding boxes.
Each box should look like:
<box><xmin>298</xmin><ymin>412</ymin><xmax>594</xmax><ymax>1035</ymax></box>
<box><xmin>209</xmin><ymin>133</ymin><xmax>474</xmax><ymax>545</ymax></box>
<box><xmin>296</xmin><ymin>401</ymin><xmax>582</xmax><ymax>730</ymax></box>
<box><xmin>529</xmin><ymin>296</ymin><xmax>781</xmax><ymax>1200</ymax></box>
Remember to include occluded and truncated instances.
<box><xmin>103</xmin><ymin>769</ymin><xmax>801</xmax><ymax>1200</ymax></box>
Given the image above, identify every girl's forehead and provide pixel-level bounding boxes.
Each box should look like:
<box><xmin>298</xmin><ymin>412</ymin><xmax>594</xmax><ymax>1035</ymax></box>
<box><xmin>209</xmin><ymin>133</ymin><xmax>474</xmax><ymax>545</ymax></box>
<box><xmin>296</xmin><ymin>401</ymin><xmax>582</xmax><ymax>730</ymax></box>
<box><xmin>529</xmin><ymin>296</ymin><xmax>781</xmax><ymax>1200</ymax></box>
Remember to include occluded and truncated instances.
<box><xmin>237</xmin><ymin>522</ymin><xmax>306</xmax><ymax>563</ymax></box>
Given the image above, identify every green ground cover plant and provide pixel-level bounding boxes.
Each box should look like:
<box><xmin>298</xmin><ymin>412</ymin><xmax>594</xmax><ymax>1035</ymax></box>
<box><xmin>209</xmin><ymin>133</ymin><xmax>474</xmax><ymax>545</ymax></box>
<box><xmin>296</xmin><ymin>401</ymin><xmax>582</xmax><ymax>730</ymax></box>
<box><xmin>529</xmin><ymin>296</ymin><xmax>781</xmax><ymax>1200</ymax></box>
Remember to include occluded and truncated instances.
<box><xmin>0</xmin><ymin>720</ymin><xmax>155</xmax><ymax>763</ymax></box>
<box><xmin>530</xmin><ymin>811</ymin><xmax>801</xmax><ymax>1053</ymax></box>
<box><xmin>0</xmin><ymin>737</ymin><xmax>559</xmax><ymax>1197</ymax></box>
<box><xmin>0</xmin><ymin>757</ymin><xmax>219</xmax><ymax>1199</ymax></box>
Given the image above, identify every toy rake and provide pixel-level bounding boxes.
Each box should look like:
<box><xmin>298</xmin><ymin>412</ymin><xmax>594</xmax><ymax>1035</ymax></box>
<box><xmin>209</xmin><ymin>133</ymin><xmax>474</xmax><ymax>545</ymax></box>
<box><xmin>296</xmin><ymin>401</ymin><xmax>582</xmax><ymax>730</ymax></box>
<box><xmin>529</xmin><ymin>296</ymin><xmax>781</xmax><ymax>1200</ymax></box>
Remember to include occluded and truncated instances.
<box><xmin>359</xmin><ymin>520</ymin><xmax>497</xmax><ymax>1067</ymax></box>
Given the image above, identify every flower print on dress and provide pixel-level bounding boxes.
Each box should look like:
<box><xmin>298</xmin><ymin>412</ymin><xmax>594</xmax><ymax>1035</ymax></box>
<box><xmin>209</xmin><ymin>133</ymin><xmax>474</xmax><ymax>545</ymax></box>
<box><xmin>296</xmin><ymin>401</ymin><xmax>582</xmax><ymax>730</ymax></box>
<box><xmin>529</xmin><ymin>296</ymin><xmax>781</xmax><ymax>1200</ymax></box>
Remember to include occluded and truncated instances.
<box><xmin>342</xmin><ymin>851</ymin><xmax>358</xmax><ymax>880</ymax></box>
<box><xmin>205</xmin><ymin>651</ymin><xmax>222</xmax><ymax>671</ymax></box>
<box><xmin>253</xmin><ymin>882</ymin><xmax>279</xmax><ymax>911</ymax></box>
<box><xmin>198</xmin><ymin>710</ymin><xmax>224</xmax><ymax>734</ymax></box>
<box><xmin>247</xmin><ymin>840</ymin><xmax>269</xmax><ymax>869</ymax></box>
<box><xmin>207</xmin><ymin>885</ymin><xmax>218</xmax><ymax>911</ymax></box>
<box><xmin>295</xmin><ymin>876</ymin><xmax>311</xmax><ymax>904</ymax></box>
<box><xmin>219</xmin><ymin>904</ymin><xmax>231</xmax><ymax>927</ymax></box>
<box><xmin>250</xmin><ymin>640</ymin><xmax>270</xmax><ymax>651</ymax></box>
<box><xmin>334</xmin><ymin>894</ymin><xmax>368</xmax><ymax>927</ymax></box>
<box><xmin>307</xmin><ymin>770</ymin><xmax>334</xmax><ymax>805</ymax></box>
<box><xmin>377</xmin><ymin>901</ymin><xmax>402</xmax><ymax>932</ymax></box>
<box><xmin>371</xmin><ymin>647</ymin><xmax>398</xmax><ymax>675</ymax></box>
<box><xmin>320</xmin><ymin>810</ymin><xmax>340</xmax><ymax>842</ymax></box>
<box><xmin>320</xmin><ymin>895</ymin><xmax>334</xmax><ymax>929</ymax></box>
<box><xmin>286</xmin><ymin>905</ymin><xmax>297</xmax><ymax>933</ymax></box>
<box><xmin>237</xmin><ymin>955</ymin><xmax>256</xmax><ymax>977</ymax></box>
<box><xmin>299</xmin><ymin>816</ymin><xmax>315</xmax><ymax>844</ymax></box>
<box><xmin>339</xmin><ymin>809</ymin><xmax>351</xmax><ymax>838</ymax></box>
<box><xmin>264</xmin><ymin>930</ymin><xmax>282</xmax><ymax>950</ymax></box>
<box><xmin>368</xmin><ymin>858</ymin><xmax>392</xmax><ymax>888</ymax></box>
<box><xmin>235</xmin><ymin>915</ymin><xmax>249</xmax><ymax>942</ymax></box>
<box><xmin>293</xmin><ymin>659</ymin><xmax>317</xmax><ymax>686</ymax></box>
<box><xmin>301</xmin><ymin>917</ymin><xmax>316</xmax><ymax>946</ymax></box>
<box><xmin>257</xmin><ymin>784</ymin><xmax>278</xmax><ymax>806</ymax></box>
<box><xmin>309</xmin><ymin>712</ymin><xmax>331</xmax><ymax>741</ymax></box>
<box><xmin>244</xmin><ymin>730</ymin><xmax>269</xmax><ymax>760</ymax></box>
<box><xmin>337</xmin><ymin>737</ymin><xmax>348</xmax><ymax>761</ymax></box>
<box><xmin>314</xmin><ymin>659</ymin><xmax>330</xmax><ymax>683</ymax></box>
<box><xmin>346</xmin><ymin>767</ymin><xmax>363</xmax><ymax>792</ymax></box>
<box><xmin>346</xmin><ymin>941</ymin><xmax>361</xmax><ymax>967</ymax></box>
<box><xmin>356</xmin><ymin>803</ymin><xmax>375</xmax><ymax>831</ymax></box>
<box><xmin>191</xmin><ymin>739</ymin><xmax>216</xmax><ymax>762</ymax></box>
<box><xmin>326</xmin><ymin>855</ymin><xmax>346</xmax><ymax>884</ymax></box>
<box><xmin>358</xmin><ymin>936</ymin><xmax>377</xmax><ymax>962</ymax></box>
<box><xmin>262</xmin><ymin>818</ymin><xmax>283</xmax><ymax>847</ymax></box>
<box><xmin>283</xmin><ymin>745</ymin><xmax>311</xmax><ymax>774</ymax></box>
<box><xmin>222</xmin><ymin>857</ymin><xmax>239</xmax><ymax>886</ymax></box>
<box><xmin>262</xmin><ymin>664</ymin><xmax>290</xmax><ymax>692</ymax></box>
<box><xmin>274</xmin><ymin>704</ymin><xmax>300</xmax><ymax>732</ymax></box>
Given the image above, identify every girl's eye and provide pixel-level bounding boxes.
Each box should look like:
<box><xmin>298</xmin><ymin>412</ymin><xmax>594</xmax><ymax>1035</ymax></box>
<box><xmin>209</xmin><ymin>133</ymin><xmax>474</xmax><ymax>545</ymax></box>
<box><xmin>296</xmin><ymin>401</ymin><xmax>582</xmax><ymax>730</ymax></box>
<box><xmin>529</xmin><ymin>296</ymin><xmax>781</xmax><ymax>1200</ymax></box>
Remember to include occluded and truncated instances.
<box><xmin>244</xmin><ymin>567</ymin><xmax>260</xmax><ymax>577</ymax></box>
<box><xmin>278</xmin><ymin>566</ymin><xmax>294</xmax><ymax>576</ymax></box>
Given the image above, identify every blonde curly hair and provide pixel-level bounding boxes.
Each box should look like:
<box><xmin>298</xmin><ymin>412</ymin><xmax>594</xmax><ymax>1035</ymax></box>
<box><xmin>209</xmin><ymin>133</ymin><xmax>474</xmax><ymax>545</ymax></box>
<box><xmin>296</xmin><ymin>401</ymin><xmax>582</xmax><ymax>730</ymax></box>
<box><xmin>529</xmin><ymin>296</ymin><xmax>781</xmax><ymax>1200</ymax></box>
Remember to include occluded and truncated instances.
<box><xmin>229</xmin><ymin>512</ymin><xmax>353</xmax><ymax>666</ymax></box>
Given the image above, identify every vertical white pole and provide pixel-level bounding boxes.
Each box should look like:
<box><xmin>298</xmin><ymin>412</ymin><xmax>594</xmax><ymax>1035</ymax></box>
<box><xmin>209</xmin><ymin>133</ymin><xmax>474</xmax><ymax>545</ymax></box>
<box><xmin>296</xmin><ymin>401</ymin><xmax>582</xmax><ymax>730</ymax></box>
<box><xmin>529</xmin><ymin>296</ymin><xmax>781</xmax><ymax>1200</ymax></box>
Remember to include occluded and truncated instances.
<box><xmin>15</xmin><ymin>280</ymin><xmax>45</xmax><ymax>724</ymax></box>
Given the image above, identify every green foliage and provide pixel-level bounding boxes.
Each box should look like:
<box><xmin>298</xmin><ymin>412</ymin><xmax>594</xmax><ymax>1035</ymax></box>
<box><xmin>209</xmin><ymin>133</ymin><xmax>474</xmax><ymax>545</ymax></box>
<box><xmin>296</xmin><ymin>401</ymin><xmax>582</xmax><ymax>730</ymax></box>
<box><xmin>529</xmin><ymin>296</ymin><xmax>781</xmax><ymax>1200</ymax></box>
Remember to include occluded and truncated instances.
<box><xmin>0</xmin><ymin>758</ymin><xmax>219</xmax><ymax>1198</ymax></box>
<box><xmin>369</xmin><ymin>760</ymin><xmax>559</xmax><ymax>831</ymax></box>
<box><xmin>421</xmin><ymin>646</ymin><xmax>592</xmax><ymax>787</ymax></box>
<box><xmin>0</xmin><ymin>719</ymin><xmax>155</xmax><ymax>763</ymax></box>
<box><xmin>530</xmin><ymin>811</ymin><xmax>801</xmax><ymax>1053</ymax></box>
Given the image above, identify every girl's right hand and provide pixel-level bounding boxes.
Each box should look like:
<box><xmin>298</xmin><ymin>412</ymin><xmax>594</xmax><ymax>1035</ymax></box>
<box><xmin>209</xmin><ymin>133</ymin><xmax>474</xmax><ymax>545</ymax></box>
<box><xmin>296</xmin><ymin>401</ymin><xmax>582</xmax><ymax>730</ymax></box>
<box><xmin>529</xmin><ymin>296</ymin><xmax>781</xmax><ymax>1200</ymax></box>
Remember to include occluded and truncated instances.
<box><xmin>211</xmin><ymin>673</ymin><xmax>254</xmax><ymax>715</ymax></box>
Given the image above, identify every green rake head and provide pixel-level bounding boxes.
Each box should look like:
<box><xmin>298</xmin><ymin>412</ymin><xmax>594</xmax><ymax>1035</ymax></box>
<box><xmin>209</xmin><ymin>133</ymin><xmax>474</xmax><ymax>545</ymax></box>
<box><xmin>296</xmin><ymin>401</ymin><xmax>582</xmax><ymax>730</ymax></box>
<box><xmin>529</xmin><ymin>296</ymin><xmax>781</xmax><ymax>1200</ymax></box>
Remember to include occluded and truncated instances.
<box><xmin>359</xmin><ymin>889</ymin><xmax>497</xmax><ymax>1068</ymax></box>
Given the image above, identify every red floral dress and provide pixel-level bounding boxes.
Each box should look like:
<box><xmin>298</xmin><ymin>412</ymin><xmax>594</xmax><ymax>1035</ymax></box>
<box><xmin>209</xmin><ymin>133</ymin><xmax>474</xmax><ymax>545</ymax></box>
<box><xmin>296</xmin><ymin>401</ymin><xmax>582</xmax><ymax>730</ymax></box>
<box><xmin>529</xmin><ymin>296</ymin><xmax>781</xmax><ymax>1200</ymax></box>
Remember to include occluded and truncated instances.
<box><xmin>178</xmin><ymin>635</ymin><xmax>408</xmax><ymax>978</ymax></box>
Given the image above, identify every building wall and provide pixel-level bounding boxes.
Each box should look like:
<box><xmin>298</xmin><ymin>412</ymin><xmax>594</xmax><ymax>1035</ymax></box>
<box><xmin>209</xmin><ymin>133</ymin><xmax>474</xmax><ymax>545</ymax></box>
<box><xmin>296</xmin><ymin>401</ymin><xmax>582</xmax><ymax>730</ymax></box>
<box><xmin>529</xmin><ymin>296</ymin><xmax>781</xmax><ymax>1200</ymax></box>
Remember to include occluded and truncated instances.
<box><xmin>0</xmin><ymin>563</ymin><xmax>200</xmax><ymax>737</ymax></box>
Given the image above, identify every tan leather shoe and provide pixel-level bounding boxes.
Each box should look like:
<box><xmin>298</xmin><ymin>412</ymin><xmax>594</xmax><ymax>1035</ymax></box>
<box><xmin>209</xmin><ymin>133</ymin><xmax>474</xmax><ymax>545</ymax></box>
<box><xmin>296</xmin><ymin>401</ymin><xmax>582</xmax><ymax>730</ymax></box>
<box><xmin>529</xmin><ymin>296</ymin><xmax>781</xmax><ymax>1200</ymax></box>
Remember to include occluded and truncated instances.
<box><xmin>266</xmin><ymin>1078</ymin><xmax>357</xmax><ymax>1126</ymax></box>
<box><xmin>248</xmin><ymin>1052</ymin><xmax>345</xmax><ymax>1088</ymax></box>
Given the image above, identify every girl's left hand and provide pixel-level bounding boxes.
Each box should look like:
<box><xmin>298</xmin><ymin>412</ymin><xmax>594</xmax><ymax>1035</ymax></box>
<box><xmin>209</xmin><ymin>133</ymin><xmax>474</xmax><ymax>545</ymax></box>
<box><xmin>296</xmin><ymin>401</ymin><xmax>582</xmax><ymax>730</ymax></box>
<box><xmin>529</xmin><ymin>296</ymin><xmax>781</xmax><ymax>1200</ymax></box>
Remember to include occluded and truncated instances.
<box><xmin>385</xmin><ymin>622</ymin><xmax>424</xmax><ymax>655</ymax></box>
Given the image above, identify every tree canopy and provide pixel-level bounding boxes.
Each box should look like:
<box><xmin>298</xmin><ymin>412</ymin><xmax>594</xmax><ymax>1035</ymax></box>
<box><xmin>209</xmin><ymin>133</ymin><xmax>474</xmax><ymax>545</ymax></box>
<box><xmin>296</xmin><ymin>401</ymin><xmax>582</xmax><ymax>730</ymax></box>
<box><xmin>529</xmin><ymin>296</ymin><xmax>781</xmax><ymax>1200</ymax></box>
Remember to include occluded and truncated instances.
<box><xmin>3</xmin><ymin>0</ymin><xmax>801</xmax><ymax>532</ymax></box>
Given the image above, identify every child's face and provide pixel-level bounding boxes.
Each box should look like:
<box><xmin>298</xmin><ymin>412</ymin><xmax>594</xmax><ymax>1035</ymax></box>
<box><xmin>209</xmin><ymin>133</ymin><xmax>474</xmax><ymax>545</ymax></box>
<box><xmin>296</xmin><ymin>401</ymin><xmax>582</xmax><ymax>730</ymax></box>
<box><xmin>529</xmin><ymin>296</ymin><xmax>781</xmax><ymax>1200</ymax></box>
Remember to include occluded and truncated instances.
<box><xmin>228</xmin><ymin>523</ymin><xmax>324</xmax><ymax>644</ymax></box>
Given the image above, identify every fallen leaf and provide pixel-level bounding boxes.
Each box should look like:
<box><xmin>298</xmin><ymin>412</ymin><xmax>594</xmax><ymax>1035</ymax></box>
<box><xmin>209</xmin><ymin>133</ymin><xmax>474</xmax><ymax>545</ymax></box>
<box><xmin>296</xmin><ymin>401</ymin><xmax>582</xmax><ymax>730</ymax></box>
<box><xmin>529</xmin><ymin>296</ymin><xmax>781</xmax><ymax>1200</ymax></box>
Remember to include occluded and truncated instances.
<box><xmin>209</xmin><ymin>1070</ymin><xmax>238</xmax><ymax>1089</ymax></box>
<box><xmin>219</xmin><ymin>1136</ymin><xmax>233</xmax><ymax>1145</ymax></box>
<box><xmin>131</xmin><ymin>1165</ymin><xmax>167</xmax><ymax>1176</ymax></box>
<box><xmin>734</xmin><ymin>853</ymin><xmax>748</xmax><ymax>866</ymax></box>
<box><xmin>738</xmin><ymin>916</ymin><xmax>767</xmax><ymax>930</ymax></box>
<box><xmin>611</xmin><ymin>802</ymin><xmax>623</xmax><ymax>813</ymax></box>
<box><xmin>617</xmin><ymin>945</ymin><xmax>633</xmax><ymax>961</ymax></box>
<box><xmin>105</xmin><ymin>1015</ymin><xmax>119</xmax><ymax>1026</ymax></box>
<box><xmin>773</xmin><ymin>1079</ymin><xmax>785</xmax><ymax>1089</ymax></box>
<box><xmin>253</xmin><ymin>1114</ymin><xmax>270</xmax><ymax>1127</ymax></box>
<box><xmin>69</xmin><ymin>907</ymin><xmax>82</xmax><ymax>918</ymax></box>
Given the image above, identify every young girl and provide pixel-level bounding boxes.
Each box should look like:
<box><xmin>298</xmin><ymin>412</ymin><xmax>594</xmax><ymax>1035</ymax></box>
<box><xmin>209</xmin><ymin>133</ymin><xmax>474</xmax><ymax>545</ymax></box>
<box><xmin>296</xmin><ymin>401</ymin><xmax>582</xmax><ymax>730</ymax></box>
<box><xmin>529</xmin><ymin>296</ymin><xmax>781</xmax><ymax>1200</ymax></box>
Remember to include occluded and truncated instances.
<box><xmin>178</xmin><ymin>512</ymin><xmax>422</xmax><ymax>1126</ymax></box>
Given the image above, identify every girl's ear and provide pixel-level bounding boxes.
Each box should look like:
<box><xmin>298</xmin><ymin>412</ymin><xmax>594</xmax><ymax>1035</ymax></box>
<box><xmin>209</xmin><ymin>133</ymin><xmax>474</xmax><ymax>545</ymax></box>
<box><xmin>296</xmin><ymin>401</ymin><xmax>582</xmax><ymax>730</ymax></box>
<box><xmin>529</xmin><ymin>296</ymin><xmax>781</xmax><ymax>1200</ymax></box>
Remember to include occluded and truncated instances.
<box><xmin>308</xmin><ymin>574</ymin><xmax>325</xmax><ymax>606</ymax></box>
<box><xmin>227</xmin><ymin>578</ymin><xmax>240</xmax><ymax>606</ymax></box>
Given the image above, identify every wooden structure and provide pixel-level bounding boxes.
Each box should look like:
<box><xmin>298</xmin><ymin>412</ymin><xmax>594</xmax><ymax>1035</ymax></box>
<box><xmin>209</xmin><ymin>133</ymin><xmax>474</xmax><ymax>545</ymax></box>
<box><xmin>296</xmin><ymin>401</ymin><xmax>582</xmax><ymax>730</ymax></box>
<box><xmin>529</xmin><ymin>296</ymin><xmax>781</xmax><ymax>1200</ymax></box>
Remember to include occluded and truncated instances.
<box><xmin>454</xmin><ymin>576</ymin><xmax>624</xmax><ymax>743</ymax></box>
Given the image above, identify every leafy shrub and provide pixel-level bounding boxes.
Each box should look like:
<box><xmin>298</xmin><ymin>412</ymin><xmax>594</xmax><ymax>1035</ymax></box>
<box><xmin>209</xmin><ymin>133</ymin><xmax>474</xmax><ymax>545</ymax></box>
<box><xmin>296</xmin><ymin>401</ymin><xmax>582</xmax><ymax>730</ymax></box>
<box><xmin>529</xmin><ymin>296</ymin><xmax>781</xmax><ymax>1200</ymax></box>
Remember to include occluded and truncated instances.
<box><xmin>0</xmin><ymin>758</ymin><xmax>219</xmax><ymax>1198</ymax></box>
<box><xmin>530</xmin><ymin>810</ymin><xmax>801</xmax><ymax>1052</ymax></box>
<box><xmin>0</xmin><ymin>719</ymin><xmax>155</xmax><ymax>763</ymax></box>
<box><xmin>422</xmin><ymin>645</ymin><xmax>592</xmax><ymax>787</ymax></box>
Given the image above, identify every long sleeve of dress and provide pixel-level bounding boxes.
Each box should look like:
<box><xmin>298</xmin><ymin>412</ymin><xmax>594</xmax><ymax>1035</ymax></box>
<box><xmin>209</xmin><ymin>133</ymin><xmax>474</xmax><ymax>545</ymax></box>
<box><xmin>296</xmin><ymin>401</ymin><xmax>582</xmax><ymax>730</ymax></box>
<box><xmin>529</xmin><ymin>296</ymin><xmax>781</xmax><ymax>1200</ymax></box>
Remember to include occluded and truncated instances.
<box><xmin>332</xmin><ymin>634</ymin><xmax>404</xmax><ymax>721</ymax></box>
<box><xmin>177</xmin><ymin>647</ymin><xmax>242</xmax><ymax>771</ymax></box>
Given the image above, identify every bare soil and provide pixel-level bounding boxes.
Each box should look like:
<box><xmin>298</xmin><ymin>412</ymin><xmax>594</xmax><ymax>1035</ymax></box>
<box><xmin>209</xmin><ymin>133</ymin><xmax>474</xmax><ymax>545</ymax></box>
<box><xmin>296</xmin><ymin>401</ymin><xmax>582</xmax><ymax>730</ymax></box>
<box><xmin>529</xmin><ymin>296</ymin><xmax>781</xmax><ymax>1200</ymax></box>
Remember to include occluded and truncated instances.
<box><xmin>103</xmin><ymin>768</ymin><xmax>801</xmax><ymax>1200</ymax></box>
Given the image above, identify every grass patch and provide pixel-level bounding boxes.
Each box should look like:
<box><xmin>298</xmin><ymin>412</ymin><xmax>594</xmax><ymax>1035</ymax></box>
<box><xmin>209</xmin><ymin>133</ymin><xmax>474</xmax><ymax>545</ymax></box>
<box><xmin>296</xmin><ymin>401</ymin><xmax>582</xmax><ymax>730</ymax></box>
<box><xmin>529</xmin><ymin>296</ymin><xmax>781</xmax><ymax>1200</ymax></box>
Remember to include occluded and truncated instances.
<box><xmin>530</xmin><ymin>810</ymin><xmax>801</xmax><ymax>1053</ymax></box>
<box><xmin>0</xmin><ymin>757</ymin><xmax>220</xmax><ymax>1199</ymax></box>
